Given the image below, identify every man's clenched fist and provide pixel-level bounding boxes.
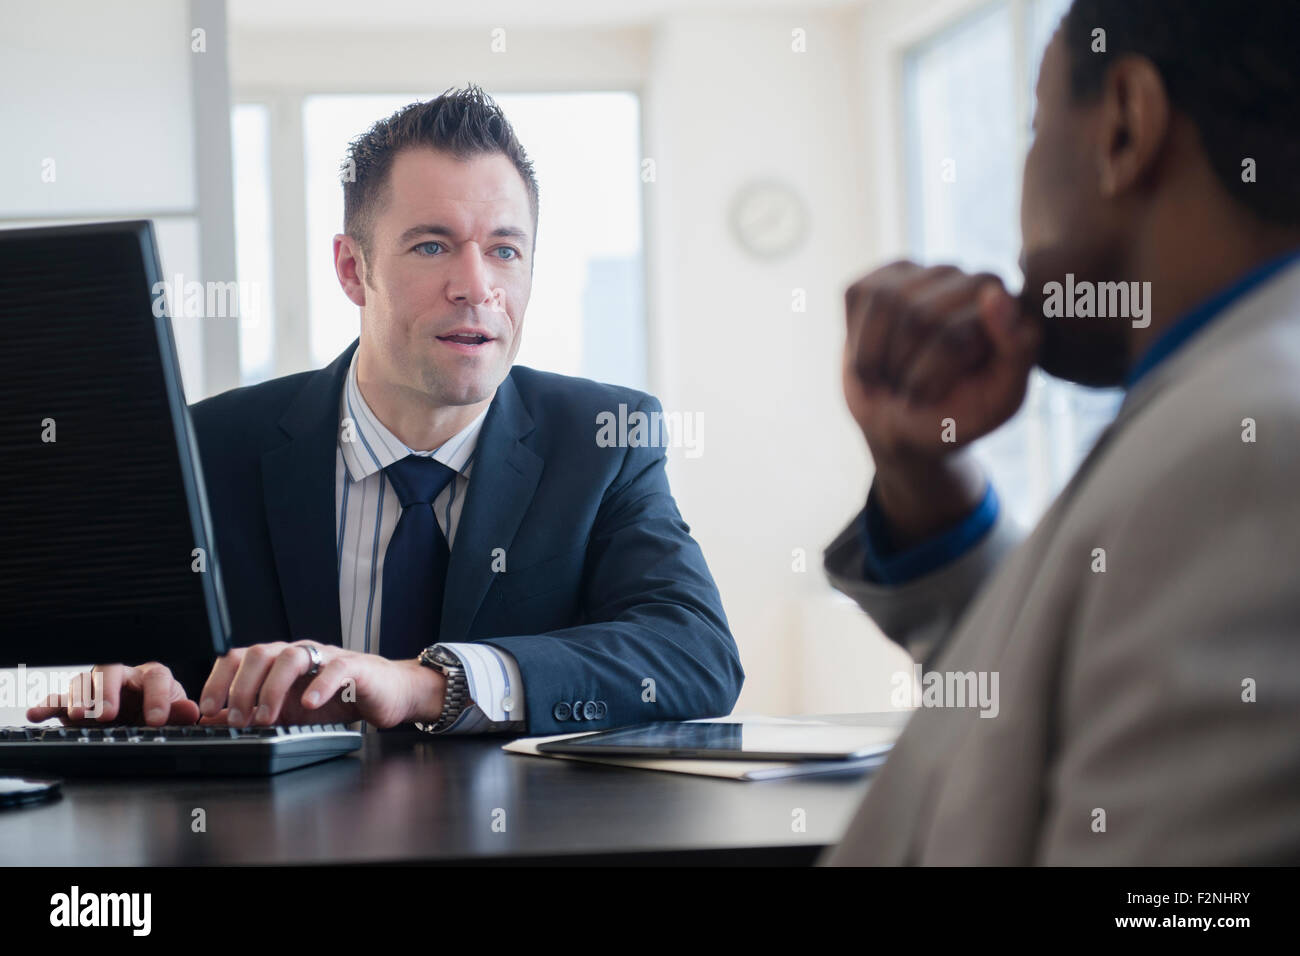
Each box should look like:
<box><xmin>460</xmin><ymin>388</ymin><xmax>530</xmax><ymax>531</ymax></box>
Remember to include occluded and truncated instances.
<box><xmin>841</xmin><ymin>261</ymin><xmax>1041</xmax><ymax>546</ymax></box>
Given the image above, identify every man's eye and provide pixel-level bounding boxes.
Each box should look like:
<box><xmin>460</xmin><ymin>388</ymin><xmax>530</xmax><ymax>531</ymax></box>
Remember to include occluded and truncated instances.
<box><xmin>414</xmin><ymin>241</ymin><xmax>443</xmax><ymax>255</ymax></box>
<box><xmin>495</xmin><ymin>247</ymin><xmax>519</xmax><ymax>260</ymax></box>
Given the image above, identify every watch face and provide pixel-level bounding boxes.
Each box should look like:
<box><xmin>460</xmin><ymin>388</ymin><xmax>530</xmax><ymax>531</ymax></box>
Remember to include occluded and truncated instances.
<box><xmin>422</xmin><ymin>646</ymin><xmax>453</xmax><ymax>667</ymax></box>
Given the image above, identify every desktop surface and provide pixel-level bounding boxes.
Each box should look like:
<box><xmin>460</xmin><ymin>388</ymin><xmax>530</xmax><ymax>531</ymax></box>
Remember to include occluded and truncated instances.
<box><xmin>0</xmin><ymin>713</ymin><xmax>904</xmax><ymax>865</ymax></box>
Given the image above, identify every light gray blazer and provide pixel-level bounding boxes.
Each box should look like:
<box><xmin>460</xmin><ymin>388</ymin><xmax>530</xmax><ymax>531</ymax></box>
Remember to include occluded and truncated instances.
<box><xmin>821</xmin><ymin>260</ymin><xmax>1300</xmax><ymax>865</ymax></box>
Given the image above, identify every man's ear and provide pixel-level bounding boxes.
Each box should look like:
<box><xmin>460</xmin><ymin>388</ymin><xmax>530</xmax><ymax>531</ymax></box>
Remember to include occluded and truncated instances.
<box><xmin>1095</xmin><ymin>54</ymin><xmax>1171</xmax><ymax>199</ymax></box>
<box><xmin>334</xmin><ymin>233</ymin><xmax>368</xmax><ymax>307</ymax></box>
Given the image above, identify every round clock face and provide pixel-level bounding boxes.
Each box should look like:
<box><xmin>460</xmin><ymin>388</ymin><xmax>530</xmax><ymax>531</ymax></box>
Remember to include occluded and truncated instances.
<box><xmin>729</xmin><ymin>180</ymin><xmax>809</xmax><ymax>260</ymax></box>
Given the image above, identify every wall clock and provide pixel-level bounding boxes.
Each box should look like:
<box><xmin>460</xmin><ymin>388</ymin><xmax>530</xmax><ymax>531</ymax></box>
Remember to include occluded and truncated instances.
<box><xmin>728</xmin><ymin>179</ymin><xmax>809</xmax><ymax>260</ymax></box>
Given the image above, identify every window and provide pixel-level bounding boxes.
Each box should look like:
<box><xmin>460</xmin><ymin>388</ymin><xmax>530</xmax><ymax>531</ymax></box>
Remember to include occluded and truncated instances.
<box><xmin>903</xmin><ymin>0</ymin><xmax>1122</xmax><ymax>527</ymax></box>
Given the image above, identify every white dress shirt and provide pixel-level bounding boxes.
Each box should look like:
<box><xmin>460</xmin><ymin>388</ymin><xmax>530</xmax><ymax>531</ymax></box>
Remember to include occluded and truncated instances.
<box><xmin>334</xmin><ymin>349</ymin><xmax>525</xmax><ymax>732</ymax></box>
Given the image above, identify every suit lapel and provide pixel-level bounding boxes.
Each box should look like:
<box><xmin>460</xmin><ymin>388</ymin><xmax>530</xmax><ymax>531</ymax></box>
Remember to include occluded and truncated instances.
<box><xmin>259</xmin><ymin>340</ymin><xmax>358</xmax><ymax>648</ymax></box>
<box><xmin>439</xmin><ymin>373</ymin><xmax>543</xmax><ymax>643</ymax></box>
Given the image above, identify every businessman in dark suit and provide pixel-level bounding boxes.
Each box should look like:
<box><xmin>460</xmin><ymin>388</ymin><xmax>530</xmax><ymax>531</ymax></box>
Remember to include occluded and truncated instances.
<box><xmin>32</xmin><ymin>85</ymin><xmax>742</xmax><ymax>736</ymax></box>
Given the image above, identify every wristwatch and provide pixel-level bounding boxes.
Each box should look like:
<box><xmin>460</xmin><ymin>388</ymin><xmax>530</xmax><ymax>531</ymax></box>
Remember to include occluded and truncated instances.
<box><xmin>415</xmin><ymin>645</ymin><xmax>470</xmax><ymax>733</ymax></box>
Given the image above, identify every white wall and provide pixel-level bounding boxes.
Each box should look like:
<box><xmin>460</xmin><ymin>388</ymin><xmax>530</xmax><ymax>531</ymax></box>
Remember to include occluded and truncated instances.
<box><xmin>643</xmin><ymin>8</ymin><xmax>902</xmax><ymax>714</ymax></box>
<box><xmin>0</xmin><ymin>0</ymin><xmax>239</xmax><ymax>402</ymax></box>
<box><xmin>0</xmin><ymin>1</ymin><xmax>197</xmax><ymax>217</ymax></box>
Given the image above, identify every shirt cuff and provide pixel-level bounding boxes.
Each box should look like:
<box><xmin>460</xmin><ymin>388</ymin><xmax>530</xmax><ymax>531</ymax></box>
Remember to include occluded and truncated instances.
<box><xmin>861</xmin><ymin>481</ymin><xmax>999</xmax><ymax>585</ymax></box>
<box><xmin>425</xmin><ymin>642</ymin><xmax>525</xmax><ymax>733</ymax></box>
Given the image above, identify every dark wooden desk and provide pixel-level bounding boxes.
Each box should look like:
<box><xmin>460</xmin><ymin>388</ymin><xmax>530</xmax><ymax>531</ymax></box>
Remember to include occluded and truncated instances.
<box><xmin>0</xmin><ymin>714</ymin><xmax>906</xmax><ymax>865</ymax></box>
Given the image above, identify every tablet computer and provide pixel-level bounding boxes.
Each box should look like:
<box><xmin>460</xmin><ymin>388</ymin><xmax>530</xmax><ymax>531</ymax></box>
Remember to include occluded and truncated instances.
<box><xmin>535</xmin><ymin>720</ymin><xmax>898</xmax><ymax>762</ymax></box>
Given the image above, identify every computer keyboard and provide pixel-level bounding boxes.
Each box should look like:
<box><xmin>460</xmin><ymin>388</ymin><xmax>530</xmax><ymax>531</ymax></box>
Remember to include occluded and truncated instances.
<box><xmin>0</xmin><ymin>724</ymin><xmax>363</xmax><ymax>776</ymax></box>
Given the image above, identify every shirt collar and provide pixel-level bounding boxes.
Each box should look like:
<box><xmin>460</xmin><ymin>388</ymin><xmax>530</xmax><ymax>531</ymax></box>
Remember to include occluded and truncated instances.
<box><xmin>1125</xmin><ymin>246</ymin><xmax>1300</xmax><ymax>389</ymax></box>
<box><xmin>338</xmin><ymin>348</ymin><xmax>490</xmax><ymax>483</ymax></box>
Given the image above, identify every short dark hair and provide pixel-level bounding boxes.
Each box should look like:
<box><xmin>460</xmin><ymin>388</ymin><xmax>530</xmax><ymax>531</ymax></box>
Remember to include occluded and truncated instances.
<box><xmin>341</xmin><ymin>83</ymin><xmax>540</xmax><ymax>261</ymax></box>
<box><xmin>1063</xmin><ymin>0</ymin><xmax>1300</xmax><ymax>225</ymax></box>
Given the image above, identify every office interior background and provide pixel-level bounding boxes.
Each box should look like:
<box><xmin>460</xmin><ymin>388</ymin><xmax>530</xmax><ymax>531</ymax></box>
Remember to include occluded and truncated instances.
<box><xmin>0</xmin><ymin>0</ymin><xmax>1121</xmax><ymax>725</ymax></box>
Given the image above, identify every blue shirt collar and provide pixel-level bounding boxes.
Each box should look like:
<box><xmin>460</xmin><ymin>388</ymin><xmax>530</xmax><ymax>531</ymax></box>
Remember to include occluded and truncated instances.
<box><xmin>1125</xmin><ymin>246</ymin><xmax>1300</xmax><ymax>388</ymax></box>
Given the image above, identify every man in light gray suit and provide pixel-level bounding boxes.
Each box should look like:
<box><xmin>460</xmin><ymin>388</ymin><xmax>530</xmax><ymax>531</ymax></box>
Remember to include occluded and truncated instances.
<box><xmin>824</xmin><ymin>0</ymin><xmax>1300</xmax><ymax>864</ymax></box>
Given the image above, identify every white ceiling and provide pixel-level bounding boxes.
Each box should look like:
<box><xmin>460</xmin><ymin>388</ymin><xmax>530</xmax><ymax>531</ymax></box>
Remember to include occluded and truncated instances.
<box><xmin>228</xmin><ymin>0</ymin><xmax>860</xmax><ymax>31</ymax></box>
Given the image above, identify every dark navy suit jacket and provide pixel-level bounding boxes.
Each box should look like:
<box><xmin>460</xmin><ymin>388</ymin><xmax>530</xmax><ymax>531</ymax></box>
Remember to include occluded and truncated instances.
<box><xmin>187</xmin><ymin>339</ymin><xmax>743</xmax><ymax>735</ymax></box>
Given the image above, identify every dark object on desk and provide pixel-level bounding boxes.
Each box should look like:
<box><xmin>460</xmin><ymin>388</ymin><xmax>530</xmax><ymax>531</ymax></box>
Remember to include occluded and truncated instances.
<box><xmin>0</xmin><ymin>723</ymin><xmax>360</xmax><ymax>776</ymax></box>
<box><xmin>0</xmin><ymin>774</ymin><xmax>61</xmax><ymax>808</ymax></box>
<box><xmin>0</xmin><ymin>220</ymin><xmax>231</xmax><ymax>678</ymax></box>
<box><xmin>536</xmin><ymin>720</ymin><xmax>899</xmax><ymax>762</ymax></box>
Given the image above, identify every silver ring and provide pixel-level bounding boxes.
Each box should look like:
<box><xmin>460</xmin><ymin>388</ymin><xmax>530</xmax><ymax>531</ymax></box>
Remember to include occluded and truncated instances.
<box><xmin>300</xmin><ymin>643</ymin><xmax>322</xmax><ymax>676</ymax></box>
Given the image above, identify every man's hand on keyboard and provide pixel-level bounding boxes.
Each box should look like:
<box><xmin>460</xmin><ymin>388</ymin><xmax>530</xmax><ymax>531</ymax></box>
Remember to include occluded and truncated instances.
<box><xmin>26</xmin><ymin>662</ymin><xmax>200</xmax><ymax>726</ymax></box>
<box><xmin>196</xmin><ymin>642</ymin><xmax>443</xmax><ymax>729</ymax></box>
<box><xmin>26</xmin><ymin>645</ymin><xmax>444</xmax><ymax>729</ymax></box>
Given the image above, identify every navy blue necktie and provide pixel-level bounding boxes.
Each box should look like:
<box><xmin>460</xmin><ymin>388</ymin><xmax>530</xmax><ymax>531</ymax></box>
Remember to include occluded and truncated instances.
<box><xmin>378</xmin><ymin>454</ymin><xmax>458</xmax><ymax>661</ymax></box>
